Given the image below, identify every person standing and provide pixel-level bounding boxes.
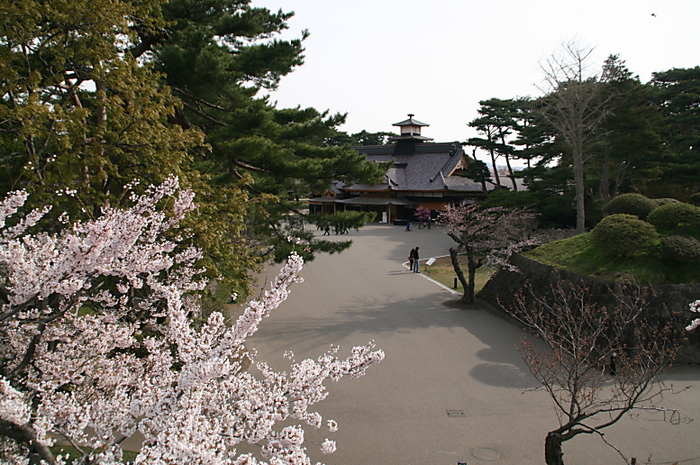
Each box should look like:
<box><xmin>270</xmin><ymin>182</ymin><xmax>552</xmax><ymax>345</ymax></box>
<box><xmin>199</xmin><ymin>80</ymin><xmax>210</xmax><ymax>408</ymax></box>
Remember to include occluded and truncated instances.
<box><xmin>411</xmin><ymin>247</ymin><xmax>420</xmax><ymax>273</ymax></box>
<box><xmin>408</xmin><ymin>248</ymin><xmax>415</xmax><ymax>271</ymax></box>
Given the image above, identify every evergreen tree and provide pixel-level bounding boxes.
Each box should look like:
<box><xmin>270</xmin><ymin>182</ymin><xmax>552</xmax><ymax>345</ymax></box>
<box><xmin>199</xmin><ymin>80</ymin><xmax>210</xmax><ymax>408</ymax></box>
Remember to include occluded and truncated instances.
<box><xmin>0</xmin><ymin>0</ymin><xmax>264</xmax><ymax>297</ymax></box>
<box><xmin>593</xmin><ymin>55</ymin><xmax>666</xmax><ymax>204</ymax></box>
<box><xmin>325</xmin><ymin>130</ymin><xmax>397</xmax><ymax>147</ymax></box>
<box><xmin>510</xmin><ymin>97</ymin><xmax>558</xmax><ymax>169</ymax></box>
<box><xmin>0</xmin><ymin>0</ymin><xmax>388</xmax><ymax>296</ymax></box>
<box><xmin>649</xmin><ymin>66</ymin><xmax>700</xmax><ymax>196</ymax></box>
<box><xmin>0</xmin><ymin>0</ymin><xmax>201</xmax><ymax>210</ymax></box>
<box><xmin>467</xmin><ymin>98</ymin><xmax>520</xmax><ymax>190</ymax></box>
<box><xmin>132</xmin><ymin>0</ymin><xmax>387</xmax><ymax>262</ymax></box>
<box><xmin>461</xmin><ymin>160</ymin><xmax>492</xmax><ymax>192</ymax></box>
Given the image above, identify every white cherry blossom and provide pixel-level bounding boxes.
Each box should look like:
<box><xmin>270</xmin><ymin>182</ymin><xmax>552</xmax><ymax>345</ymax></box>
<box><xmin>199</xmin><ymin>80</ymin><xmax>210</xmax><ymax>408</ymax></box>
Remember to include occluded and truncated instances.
<box><xmin>686</xmin><ymin>299</ymin><xmax>700</xmax><ymax>331</ymax></box>
<box><xmin>0</xmin><ymin>178</ymin><xmax>384</xmax><ymax>465</ymax></box>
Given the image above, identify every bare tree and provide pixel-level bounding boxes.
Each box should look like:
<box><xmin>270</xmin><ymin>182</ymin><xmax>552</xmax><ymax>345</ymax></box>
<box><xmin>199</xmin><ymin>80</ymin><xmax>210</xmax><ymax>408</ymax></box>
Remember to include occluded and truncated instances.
<box><xmin>538</xmin><ymin>41</ymin><xmax>611</xmax><ymax>233</ymax></box>
<box><xmin>506</xmin><ymin>280</ymin><xmax>683</xmax><ymax>465</ymax></box>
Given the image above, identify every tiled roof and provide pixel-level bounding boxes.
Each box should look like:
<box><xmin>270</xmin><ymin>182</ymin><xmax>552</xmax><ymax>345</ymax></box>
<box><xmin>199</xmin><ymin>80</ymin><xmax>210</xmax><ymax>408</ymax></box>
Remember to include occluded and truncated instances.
<box><xmin>347</xmin><ymin>142</ymin><xmax>484</xmax><ymax>193</ymax></box>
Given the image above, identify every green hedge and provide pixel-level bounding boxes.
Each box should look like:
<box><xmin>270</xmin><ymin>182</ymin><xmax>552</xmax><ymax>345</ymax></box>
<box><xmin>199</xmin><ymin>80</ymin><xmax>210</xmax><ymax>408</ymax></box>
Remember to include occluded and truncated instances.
<box><xmin>647</xmin><ymin>202</ymin><xmax>700</xmax><ymax>235</ymax></box>
<box><xmin>654</xmin><ymin>198</ymin><xmax>680</xmax><ymax>206</ymax></box>
<box><xmin>661</xmin><ymin>235</ymin><xmax>700</xmax><ymax>263</ymax></box>
<box><xmin>591</xmin><ymin>214</ymin><xmax>660</xmax><ymax>258</ymax></box>
<box><xmin>603</xmin><ymin>193</ymin><xmax>658</xmax><ymax>220</ymax></box>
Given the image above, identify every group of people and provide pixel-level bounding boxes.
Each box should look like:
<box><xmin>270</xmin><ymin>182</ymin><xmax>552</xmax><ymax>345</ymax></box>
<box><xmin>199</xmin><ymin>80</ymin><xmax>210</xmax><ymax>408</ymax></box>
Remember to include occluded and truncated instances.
<box><xmin>316</xmin><ymin>218</ymin><xmax>350</xmax><ymax>235</ymax></box>
<box><xmin>408</xmin><ymin>247</ymin><xmax>420</xmax><ymax>273</ymax></box>
<box><xmin>405</xmin><ymin>217</ymin><xmax>432</xmax><ymax>231</ymax></box>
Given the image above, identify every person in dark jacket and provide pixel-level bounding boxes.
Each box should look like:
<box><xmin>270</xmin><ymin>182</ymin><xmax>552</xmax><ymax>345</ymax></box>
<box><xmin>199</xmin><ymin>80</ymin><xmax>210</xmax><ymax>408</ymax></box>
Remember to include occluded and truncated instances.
<box><xmin>410</xmin><ymin>247</ymin><xmax>420</xmax><ymax>273</ymax></box>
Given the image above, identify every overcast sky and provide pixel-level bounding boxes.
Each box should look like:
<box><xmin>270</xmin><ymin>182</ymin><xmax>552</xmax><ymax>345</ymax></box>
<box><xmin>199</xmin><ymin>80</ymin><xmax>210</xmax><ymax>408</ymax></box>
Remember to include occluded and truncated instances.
<box><xmin>258</xmin><ymin>0</ymin><xmax>699</xmax><ymax>150</ymax></box>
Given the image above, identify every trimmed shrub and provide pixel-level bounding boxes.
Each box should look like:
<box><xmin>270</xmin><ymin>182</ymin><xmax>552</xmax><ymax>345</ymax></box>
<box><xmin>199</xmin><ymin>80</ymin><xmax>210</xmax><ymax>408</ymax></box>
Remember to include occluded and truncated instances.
<box><xmin>661</xmin><ymin>235</ymin><xmax>700</xmax><ymax>263</ymax></box>
<box><xmin>591</xmin><ymin>214</ymin><xmax>660</xmax><ymax>258</ymax></box>
<box><xmin>654</xmin><ymin>198</ymin><xmax>680</xmax><ymax>206</ymax></box>
<box><xmin>646</xmin><ymin>202</ymin><xmax>700</xmax><ymax>235</ymax></box>
<box><xmin>603</xmin><ymin>193</ymin><xmax>658</xmax><ymax>220</ymax></box>
<box><xmin>689</xmin><ymin>192</ymin><xmax>700</xmax><ymax>206</ymax></box>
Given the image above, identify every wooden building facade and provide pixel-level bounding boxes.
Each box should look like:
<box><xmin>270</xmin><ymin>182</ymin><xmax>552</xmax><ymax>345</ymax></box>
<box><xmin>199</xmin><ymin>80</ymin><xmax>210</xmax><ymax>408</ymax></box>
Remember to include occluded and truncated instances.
<box><xmin>309</xmin><ymin>115</ymin><xmax>487</xmax><ymax>223</ymax></box>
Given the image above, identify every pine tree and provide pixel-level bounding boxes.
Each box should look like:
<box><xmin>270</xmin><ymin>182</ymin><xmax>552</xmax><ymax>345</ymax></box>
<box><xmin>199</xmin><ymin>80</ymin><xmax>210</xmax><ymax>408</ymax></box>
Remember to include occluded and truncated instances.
<box><xmin>649</xmin><ymin>66</ymin><xmax>700</xmax><ymax>196</ymax></box>
<box><xmin>594</xmin><ymin>55</ymin><xmax>666</xmax><ymax>204</ymax></box>
<box><xmin>133</xmin><ymin>0</ymin><xmax>387</xmax><ymax>262</ymax></box>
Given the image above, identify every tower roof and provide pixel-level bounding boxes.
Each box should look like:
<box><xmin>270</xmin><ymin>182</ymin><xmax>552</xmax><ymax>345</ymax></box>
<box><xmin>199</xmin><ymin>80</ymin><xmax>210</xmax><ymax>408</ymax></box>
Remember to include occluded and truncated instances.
<box><xmin>392</xmin><ymin>114</ymin><xmax>429</xmax><ymax>128</ymax></box>
<box><xmin>389</xmin><ymin>114</ymin><xmax>433</xmax><ymax>145</ymax></box>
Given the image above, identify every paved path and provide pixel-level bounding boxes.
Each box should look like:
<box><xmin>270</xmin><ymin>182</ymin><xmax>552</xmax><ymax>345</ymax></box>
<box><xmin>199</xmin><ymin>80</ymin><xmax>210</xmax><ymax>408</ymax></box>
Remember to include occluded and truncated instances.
<box><xmin>246</xmin><ymin>224</ymin><xmax>700</xmax><ymax>465</ymax></box>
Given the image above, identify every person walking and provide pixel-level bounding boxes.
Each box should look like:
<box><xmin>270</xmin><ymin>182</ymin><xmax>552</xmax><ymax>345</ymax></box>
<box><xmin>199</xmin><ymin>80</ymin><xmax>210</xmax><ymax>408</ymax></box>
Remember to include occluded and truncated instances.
<box><xmin>411</xmin><ymin>246</ymin><xmax>420</xmax><ymax>273</ymax></box>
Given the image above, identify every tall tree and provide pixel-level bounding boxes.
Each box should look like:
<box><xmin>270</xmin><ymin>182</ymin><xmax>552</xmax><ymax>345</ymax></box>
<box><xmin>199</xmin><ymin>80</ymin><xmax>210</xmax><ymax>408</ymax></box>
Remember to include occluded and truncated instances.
<box><xmin>0</xmin><ymin>0</ymin><xmax>201</xmax><ymax>209</ymax></box>
<box><xmin>132</xmin><ymin>0</ymin><xmax>387</xmax><ymax>262</ymax></box>
<box><xmin>649</xmin><ymin>66</ymin><xmax>700</xmax><ymax>196</ymax></box>
<box><xmin>0</xmin><ymin>0</ymin><xmax>388</xmax><ymax>296</ymax></box>
<box><xmin>538</xmin><ymin>42</ymin><xmax>610</xmax><ymax>233</ymax></box>
<box><xmin>325</xmin><ymin>129</ymin><xmax>397</xmax><ymax>147</ymax></box>
<box><xmin>467</xmin><ymin>98</ymin><xmax>520</xmax><ymax>190</ymax></box>
<box><xmin>594</xmin><ymin>55</ymin><xmax>666</xmax><ymax>204</ymax></box>
<box><xmin>0</xmin><ymin>0</ymin><xmax>266</xmax><ymax>298</ymax></box>
<box><xmin>510</xmin><ymin>97</ymin><xmax>557</xmax><ymax>169</ymax></box>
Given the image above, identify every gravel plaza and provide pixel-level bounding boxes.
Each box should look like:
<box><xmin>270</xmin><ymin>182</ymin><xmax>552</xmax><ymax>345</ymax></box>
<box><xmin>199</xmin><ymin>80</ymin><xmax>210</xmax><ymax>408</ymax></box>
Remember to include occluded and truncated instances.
<box><xmin>246</xmin><ymin>223</ymin><xmax>700</xmax><ymax>465</ymax></box>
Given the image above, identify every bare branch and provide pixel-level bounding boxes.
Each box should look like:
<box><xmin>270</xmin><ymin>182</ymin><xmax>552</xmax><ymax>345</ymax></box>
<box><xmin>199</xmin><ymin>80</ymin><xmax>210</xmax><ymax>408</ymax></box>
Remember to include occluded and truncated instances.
<box><xmin>507</xmin><ymin>278</ymin><xmax>683</xmax><ymax>465</ymax></box>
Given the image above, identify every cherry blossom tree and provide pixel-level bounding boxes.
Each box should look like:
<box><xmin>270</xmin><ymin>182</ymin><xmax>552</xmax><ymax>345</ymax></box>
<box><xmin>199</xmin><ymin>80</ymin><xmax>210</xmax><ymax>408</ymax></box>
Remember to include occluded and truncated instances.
<box><xmin>506</xmin><ymin>280</ymin><xmax>682</xmax><ymax>465</ymax></box>
<box><xmin>439</xmin><ymin>202</ymin><xmax>539</xmax><ymax>304</ymax></box>
<box><xmin>0</xmin><ymin>178</ymin><xmax>384</xmax><ymax>465</ymax></box>
<box><xmin>413</xmin><ymin>208</ymin><xmax>431</xmax><ymax>228</ymax></box>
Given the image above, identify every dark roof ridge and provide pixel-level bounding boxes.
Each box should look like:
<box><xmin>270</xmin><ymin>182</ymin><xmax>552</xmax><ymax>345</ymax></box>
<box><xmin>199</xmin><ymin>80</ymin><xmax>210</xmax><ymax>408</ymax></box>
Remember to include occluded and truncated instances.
<box><xmin>413</xmin><ymin>141</ymin><xmax>462</xmax><ymax>153</ymax></box>
<box><xmin>353</xmin><ymin>141</ymin><xmax>462</xmax><ymax>155</ymax></box>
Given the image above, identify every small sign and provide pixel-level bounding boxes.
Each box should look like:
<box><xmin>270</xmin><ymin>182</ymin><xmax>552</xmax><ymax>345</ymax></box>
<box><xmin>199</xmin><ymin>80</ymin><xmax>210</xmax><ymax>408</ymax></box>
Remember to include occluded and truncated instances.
<box><xmin>426</xmin><ymin>257</ymin><xmax>436</xmax><ymax>266</ymax></box>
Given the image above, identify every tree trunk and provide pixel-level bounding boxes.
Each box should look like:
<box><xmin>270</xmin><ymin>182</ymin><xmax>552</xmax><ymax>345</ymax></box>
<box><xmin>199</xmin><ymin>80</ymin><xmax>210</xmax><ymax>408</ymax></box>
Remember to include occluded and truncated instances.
<box><xmin>467</xmin><ymin>247</ymin><xmax>477</xmax><ymax>303</ymax></box>
<box><xmin>489</xmin><ymin>148</ymin><xmax>501</xmax><ymax>188</ymax></box>
<box><xmin>600</xmin><ymin>141</ymin><xmax>610</xmax><ymax>207</ymax></box>
<box><xmin>573</xmin><ymin>142</ymin><xmax>586</xmax><ymax>234</ymax></box>
<box><xmin>504</xmin><ymin>154</ymin><xmax>518</xmax><ymax>191</ymax></box>
<box><xmin>449</xmin><ymin>247</ymin><xmax>473</xmax><ymax>304</ymax></box>
<box><xmin>545</xmin><ymin>431</ymin><xmax>565</xmax><ymax>465</ymax></box>
<box><xmin>472</xmin><ymin>147</ymin><xmax>488</xmax><ymax>191</ymax></box>
<box><xmin>498</xmin><ymin>130</ymin><xmax>518</xmax><ymax>191</ymax></box>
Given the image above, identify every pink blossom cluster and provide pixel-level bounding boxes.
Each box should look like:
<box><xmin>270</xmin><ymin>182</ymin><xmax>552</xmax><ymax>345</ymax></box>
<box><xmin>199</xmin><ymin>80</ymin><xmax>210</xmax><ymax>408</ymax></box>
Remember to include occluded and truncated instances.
<box><xmin>0</xmin><ymin>178</ymin><xmax>384</xmax><ymax>465</ymax></box>
<box><xmin>440</xmin><ymin>202</ymin><xmax>541</xmax><ymax>269</ymax></box>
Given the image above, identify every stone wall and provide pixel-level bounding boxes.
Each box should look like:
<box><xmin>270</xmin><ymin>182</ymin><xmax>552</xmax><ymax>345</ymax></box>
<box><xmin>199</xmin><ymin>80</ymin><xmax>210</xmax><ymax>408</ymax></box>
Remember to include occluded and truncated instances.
<box><xmin>478</xmin><ymin>253</ymin><xmax>700</xmax><ymax>363</ymax></box>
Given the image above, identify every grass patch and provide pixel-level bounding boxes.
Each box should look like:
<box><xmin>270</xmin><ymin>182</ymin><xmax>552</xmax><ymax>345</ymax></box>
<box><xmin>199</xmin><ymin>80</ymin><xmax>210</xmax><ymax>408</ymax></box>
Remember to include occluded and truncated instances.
<box><xmin>422</xmin><ymin>255</ymin><xmax>494</xmax><ymax>294</ymax></box>
<box><xmin>525</xmin><ymin>232</ymin><xmax>700</xmax><ymax>284</ymax></box>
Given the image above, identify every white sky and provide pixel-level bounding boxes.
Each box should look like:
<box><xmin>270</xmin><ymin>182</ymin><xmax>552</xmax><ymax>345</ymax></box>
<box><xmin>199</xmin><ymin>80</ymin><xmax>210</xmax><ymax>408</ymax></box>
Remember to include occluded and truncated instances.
<box><xmin>258</xmin><ymin>0</ymin><xmax>700</xmax><ymax>148</ymax></box>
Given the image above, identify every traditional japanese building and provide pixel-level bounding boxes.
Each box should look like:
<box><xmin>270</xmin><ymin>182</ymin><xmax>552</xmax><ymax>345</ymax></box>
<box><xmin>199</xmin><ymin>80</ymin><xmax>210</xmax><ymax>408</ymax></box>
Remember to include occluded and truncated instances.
<box><xmin>309</xmin><ymin>115</ymin><xmax>487</xmax><ymax>223</ymax></box>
